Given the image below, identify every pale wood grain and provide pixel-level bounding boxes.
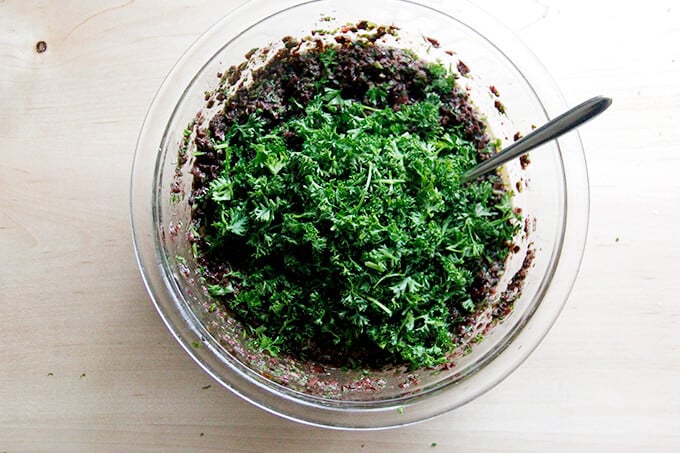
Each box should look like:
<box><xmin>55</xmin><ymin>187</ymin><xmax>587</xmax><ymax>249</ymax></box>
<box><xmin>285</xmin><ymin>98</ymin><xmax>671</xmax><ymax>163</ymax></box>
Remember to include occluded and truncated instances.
<box><xmin>1</xmin><ymin>0</ymin><xmax>679</xmax><ymax>451</ymax></box>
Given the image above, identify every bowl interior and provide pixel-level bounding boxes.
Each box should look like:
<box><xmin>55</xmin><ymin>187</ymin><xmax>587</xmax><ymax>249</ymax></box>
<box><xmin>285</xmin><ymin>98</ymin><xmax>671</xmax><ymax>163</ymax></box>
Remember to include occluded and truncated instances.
<box><xmin>132</xmin><ymin>0</ymin><xmax>586</xmax><ymax>429</ymax></box>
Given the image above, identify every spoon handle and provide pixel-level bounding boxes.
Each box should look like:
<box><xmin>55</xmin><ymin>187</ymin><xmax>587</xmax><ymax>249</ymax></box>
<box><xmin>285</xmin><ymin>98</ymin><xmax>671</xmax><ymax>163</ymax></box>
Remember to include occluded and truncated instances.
<box><xmin>461</xmin><ymin>96</ymin><xmax>612</xmax><ymax>183</ymax></box>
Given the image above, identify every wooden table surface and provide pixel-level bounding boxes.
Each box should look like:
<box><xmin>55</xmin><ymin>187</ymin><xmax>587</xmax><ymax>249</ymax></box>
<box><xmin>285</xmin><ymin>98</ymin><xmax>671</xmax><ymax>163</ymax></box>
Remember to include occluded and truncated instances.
<box><xmin>2</xmin><ymin>0</ymin><xmax>679</xmax><ymax>451</ymax></box>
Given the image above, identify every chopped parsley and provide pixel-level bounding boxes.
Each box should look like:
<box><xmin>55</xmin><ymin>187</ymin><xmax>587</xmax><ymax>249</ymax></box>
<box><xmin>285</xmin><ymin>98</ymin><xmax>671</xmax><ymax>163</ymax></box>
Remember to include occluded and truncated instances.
<box><xmin>190</xmin><ymin>39</ymin><xmax>518</xmax><ymax>369</ymax></box>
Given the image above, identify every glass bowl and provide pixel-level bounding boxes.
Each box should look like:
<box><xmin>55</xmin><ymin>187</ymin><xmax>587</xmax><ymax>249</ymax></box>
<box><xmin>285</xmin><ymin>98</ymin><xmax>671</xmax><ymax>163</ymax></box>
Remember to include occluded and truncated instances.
<box><xmin>131</xmin><ymin>0</ymin><xmax>589</xmax><ymax>429</ymax></box>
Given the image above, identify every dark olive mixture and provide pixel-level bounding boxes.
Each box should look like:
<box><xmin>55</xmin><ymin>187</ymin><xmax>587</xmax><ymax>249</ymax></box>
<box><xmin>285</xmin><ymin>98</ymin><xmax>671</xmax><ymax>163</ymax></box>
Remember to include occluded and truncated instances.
<box><xmin>184</xmin><ymin>25</ymin><xmax>520</xmax><ymax>369</ymax></box>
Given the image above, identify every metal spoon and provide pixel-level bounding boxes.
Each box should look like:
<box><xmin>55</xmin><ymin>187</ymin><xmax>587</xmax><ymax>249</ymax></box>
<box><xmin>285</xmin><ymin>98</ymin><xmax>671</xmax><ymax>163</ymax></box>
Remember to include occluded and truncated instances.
<box><xmin>461</xmin><ymin>96</ymin><xmax>612</xmax><ymax>183</ymax></box>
